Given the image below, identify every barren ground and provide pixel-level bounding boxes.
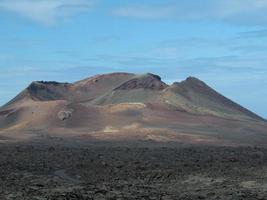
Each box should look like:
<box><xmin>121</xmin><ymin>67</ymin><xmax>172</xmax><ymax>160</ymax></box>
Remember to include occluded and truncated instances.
<box><xmin>0</xmin><ymin>138</ymin><xmax>267</xmax><ymax>200</ymax></box>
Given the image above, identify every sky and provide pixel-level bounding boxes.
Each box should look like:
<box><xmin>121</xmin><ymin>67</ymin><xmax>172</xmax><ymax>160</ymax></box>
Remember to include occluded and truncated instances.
<box><xmin>0</xmin><ymin>0</ymin><xmax>267</xmax><ymax>118</ymax></box>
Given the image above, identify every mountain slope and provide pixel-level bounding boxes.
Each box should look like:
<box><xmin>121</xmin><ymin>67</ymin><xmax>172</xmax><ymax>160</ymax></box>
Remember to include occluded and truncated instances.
<box><xmin>161</xmin><ymin>77</ymin><xmax>264</xmax><ymax>121</ymax></box>
<box><xmin>0</xmin><ymin>72</ymin><xmax>266</xmax><ymax>145</ymax></box>
<box><xmin>4</xmin><ymin>73</ymin><xmax>136</xmax><ymax>106</ymax></box>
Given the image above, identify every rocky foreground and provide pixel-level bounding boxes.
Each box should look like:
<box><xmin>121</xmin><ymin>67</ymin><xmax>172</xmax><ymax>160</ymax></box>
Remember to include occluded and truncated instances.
<box><xmin>0</xmin><ymin>140</ymin><xmax>267</xmax><ymax>200</ymax></box>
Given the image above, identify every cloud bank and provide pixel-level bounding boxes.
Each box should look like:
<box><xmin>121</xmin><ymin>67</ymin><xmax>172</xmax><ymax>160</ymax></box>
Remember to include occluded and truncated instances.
<box><xmin>111</xmin><ymin>0</ymin><xmax>267</xmax><ymax>26</ymax></box>
<box><xmin>0</xmin><ymin>0</ymin><xmax>96</xmax><ymax>25</ymax></box>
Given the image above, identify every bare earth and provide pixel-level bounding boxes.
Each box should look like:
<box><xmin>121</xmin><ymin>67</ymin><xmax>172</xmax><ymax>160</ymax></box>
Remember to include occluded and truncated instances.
<box><xmin>0</xmin><ymin>73</ymin><xmax>266</xmax><ymax>145</ymax></box>
<box><xmin>0</xmin><ymin>139</ymin><xmax>267</xmax><ymax>200</ymax></box>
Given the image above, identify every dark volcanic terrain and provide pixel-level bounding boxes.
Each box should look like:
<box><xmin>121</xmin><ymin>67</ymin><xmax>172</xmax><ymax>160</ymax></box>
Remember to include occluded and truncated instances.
<box><xmin>0</xmin><ymin>72</ymin><xmax>267</xmax><ymax>199</ymax></box>
<box><xmin>1</xmin><ymin>141</ymin><xmax>267</xmax><ymax>200</ymax></box>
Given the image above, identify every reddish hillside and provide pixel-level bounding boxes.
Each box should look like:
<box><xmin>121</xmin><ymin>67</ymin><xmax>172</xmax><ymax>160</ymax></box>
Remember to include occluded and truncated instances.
<box><xmin>0</xmin><ymin>72</ymin><xmax>266</xmax><ymax>145</ymax></box>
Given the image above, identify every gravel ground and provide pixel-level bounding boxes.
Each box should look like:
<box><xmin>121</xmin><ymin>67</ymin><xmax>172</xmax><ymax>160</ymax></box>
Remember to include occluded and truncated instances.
<box><xmin>0</xmin><ymin>140</ymin><xmax>267</xmax><ymax>200</ymax></box>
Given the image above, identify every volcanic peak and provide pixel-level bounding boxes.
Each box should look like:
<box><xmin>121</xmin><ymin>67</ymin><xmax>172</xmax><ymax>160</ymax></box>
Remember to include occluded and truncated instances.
<box><xmin>114</xmin><ymin>73</ymin><xmax>168</xmax><ymax>90</ymax></box>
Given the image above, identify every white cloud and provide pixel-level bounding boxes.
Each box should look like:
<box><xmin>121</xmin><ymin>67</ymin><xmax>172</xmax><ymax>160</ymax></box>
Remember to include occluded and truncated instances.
<box><xmin>111</xmin><ymin>0</ymin><xmax>267</xmax><ymax>26</ymax></box>
<box><xmin>111</xmin><ymin>5</ymin><xmax>174</xmax><ymax>19</ymax></box>
<box><xmin>0</xmin><ymin>0</ymin><xmax>96</xmax><ymax>25</ymax></box>
<box><xmin>153</xmin><ymin>47</ymin><xmax>180</xmax><ymax>59</ymax></box>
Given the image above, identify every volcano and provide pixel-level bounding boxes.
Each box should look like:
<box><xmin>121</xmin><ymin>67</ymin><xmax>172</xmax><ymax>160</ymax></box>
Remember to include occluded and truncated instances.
<box><xmin>0</xmin><ymin>72</ymin><xmax>266</xmax><ymax>145</ymax></box>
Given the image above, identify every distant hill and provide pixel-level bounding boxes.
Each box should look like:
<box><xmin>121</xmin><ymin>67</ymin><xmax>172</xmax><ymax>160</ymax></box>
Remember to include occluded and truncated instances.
<box><xmin>0</xmin><ymin>72</ymin><xmax>266</xmax><ymax>145</ymax></box>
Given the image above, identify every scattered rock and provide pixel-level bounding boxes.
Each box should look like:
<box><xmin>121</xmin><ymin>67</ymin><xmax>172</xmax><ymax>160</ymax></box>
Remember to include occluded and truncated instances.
<box><xmin>58</xmin><ymin>110</ymin><xmax>73</xmax><ymax>121</ymax></box>
<box><xmin>1</xmin><ymin>145</ymin><xmax>267</xmax><ymax>200</ymax></box>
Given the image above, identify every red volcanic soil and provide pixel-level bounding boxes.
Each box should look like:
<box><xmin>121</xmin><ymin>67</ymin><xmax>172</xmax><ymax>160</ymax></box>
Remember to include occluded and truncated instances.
<box><xmin>0</xmin><ymin>72</ymin><xmax>266</xmax><ymax>145</ymax></box>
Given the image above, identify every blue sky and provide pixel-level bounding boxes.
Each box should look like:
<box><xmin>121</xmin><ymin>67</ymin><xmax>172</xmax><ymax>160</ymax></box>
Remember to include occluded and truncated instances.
<box><xmin>0</xmin><ymin>0</ymin><xmax>267</xmax><ymax>118</ymax></box>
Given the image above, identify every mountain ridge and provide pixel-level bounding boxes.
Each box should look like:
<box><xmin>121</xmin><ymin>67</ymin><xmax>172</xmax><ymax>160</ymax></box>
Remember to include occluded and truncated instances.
<box><xmin>1</xmin><ymin>72</ymin><xmax>265</xmax><ymax>122</ymax></box>
<box><xmin>0</xmin><ymin>72</ymin><xmax>266</xmax><ymax>145</ymax></box>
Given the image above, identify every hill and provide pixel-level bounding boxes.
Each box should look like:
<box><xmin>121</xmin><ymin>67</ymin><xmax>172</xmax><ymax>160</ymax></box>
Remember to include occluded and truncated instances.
<box><xmin>0</xmin><ymin>72</ymin><xmax>266</xmax><ymax>145</ymax></box>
